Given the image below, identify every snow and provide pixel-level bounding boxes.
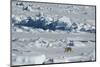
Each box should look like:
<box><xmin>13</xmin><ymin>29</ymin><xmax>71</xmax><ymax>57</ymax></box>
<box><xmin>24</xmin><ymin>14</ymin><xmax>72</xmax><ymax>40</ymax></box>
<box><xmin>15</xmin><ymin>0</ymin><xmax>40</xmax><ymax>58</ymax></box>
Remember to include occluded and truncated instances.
<box><xmin>15</xmin><ymin>28</ymin><xmax>23</xmax><ymax>32</ymax></box>
<box><xmin>11</xmin><ymin>0</ymin><xmax>96</xmax><ymax>66</ymax></box>
<box><xmin>54</xmin><ymin>58</ymin><xmax>70</xmax><ymax>63</ymax></box>
<box><xmin>29</xmin><ymin>54</ymin><xmax>46</xmax><ymax>64</ymax></box>
<box><xmin>58</xmin><ymin>16</ymin><xmax>71</xmax><ymax>24</ymax></box>
<box><xmin>74</xmin><ymin>42</ymin><xmax>86</xmax><ymax>47</ymax></box>
<box><xmin>12</xmin><ymin>54</ymin><xmax>46</xmax><ymax>65</ymax></box>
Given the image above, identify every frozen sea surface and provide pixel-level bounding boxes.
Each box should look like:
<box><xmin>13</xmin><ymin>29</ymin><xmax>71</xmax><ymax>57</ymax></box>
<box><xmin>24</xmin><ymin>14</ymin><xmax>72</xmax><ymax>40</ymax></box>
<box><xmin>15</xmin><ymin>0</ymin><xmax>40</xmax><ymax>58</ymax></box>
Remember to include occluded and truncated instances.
<box><xmin>12</xmin><ymin>32</ymin><xmax>95</xmax><ymax>65</ymax></box>
<box><xmin>11</xmin><ymin>0</ymin><xmax>96</xmax><ymax>66</ymax></box>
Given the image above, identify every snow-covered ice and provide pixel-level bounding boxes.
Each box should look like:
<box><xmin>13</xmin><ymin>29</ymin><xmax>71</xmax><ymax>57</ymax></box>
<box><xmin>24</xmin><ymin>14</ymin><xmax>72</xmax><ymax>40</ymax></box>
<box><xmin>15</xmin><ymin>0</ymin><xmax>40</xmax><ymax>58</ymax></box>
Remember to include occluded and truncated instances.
<box><xmin>11</xmin><ymin>0</ymin><xmax>96</xmax><ymax>66</ymax></box>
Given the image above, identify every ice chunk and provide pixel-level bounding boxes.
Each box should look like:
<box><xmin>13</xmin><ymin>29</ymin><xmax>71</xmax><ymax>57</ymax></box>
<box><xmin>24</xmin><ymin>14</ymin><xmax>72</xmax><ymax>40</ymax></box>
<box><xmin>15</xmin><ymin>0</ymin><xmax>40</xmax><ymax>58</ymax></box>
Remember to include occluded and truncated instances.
<box><xmin>74</xmin><ymin>42</ymin><xmax>86</xmax><ymax>47</ymax></box>
<box><xmin>13</xmin><ymin>54</ymin><xmax>46</xmax><ymax>65</ymax></box>
<box><xmin>15</xmin><ymin>28</ymin><xmax>23</xmax><ymax>32</ymax></box>
<box><xmin>59</xmin><ymin>16</ymin><xmax>71</xmax><ymax>23</ymax></box>
<box><xmin>30</xmin><ymin>54</ymin><xmax>46</xmax><ymax>64</ymax></box>
<box><xmin>34</xmin><ymin>38</ymin><xmax>49</xmax><ymax>48</ymax></box>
